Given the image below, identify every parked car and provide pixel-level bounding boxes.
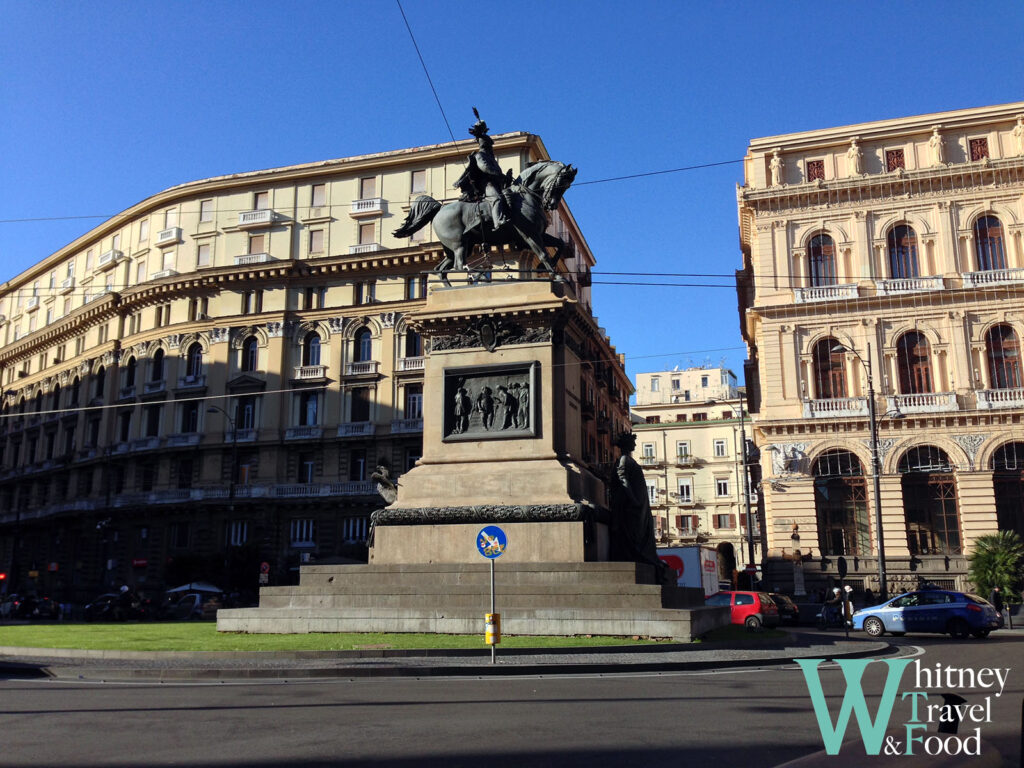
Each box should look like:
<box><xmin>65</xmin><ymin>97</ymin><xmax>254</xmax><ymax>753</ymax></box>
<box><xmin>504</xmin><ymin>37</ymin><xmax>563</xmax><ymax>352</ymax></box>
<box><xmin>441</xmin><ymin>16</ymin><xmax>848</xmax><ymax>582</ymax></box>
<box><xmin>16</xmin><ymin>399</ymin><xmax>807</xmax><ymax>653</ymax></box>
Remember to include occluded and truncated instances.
<box><xmin>851</xmin><ymin>589</ymin><xmax>1002</xmax><ymax>639</ymax></box>
<box><xmin>706</xmin><ymin>590</ymin><xmax>780</xmax><ymax>630</ymax></box>
<box><xmin>769</xmin><ymin>593</ymin><xmax>800</xmax><ymax>625</ymax></box>
<box><xmin>166</xmin><ymin>592</ymin><xmax>222</xmax><ymax>620</ymax></box>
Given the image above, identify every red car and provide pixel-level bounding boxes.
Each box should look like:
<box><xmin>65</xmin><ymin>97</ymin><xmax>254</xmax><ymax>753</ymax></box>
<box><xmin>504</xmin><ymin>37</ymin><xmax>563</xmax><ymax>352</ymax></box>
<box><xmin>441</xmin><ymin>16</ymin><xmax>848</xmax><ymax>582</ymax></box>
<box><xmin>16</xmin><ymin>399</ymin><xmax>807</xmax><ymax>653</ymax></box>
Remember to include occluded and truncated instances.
<box><xmin>706</xmin><ymin>590</ymin><xmax>780</xmax><ymax>630</ymax></box>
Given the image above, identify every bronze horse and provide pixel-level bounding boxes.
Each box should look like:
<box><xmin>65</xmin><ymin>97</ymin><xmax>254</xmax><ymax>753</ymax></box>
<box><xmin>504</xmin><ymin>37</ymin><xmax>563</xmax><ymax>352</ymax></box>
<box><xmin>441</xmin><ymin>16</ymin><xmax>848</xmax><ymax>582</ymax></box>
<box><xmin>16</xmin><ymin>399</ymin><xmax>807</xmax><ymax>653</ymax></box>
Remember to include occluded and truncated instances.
<box><xmin>393</xmin><ymin>160</ymin><xmax>577</xmax><ymax>286</ymax></box>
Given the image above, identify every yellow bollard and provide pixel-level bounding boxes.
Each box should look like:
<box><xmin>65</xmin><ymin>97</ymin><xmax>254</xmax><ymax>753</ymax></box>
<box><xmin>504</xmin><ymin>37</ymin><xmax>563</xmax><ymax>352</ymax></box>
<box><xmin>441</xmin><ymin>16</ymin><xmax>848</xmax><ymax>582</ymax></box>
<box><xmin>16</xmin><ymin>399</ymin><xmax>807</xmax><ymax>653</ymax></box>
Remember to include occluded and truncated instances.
<box><xmin>485</xmin><ymin>612</ymin><xmax>501</xmax><ymax>645</ymax></box>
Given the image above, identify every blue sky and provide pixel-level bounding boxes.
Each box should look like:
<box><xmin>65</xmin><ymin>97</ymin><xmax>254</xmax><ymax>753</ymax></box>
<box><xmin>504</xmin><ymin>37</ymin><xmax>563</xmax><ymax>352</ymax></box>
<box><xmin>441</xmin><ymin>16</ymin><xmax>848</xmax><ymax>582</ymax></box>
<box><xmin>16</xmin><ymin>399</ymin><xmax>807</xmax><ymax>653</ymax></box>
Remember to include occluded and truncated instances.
<box><xmin>2</xmin><ymin>1</ymin><xmax>1023</xmax><ymax>388</ymax></box>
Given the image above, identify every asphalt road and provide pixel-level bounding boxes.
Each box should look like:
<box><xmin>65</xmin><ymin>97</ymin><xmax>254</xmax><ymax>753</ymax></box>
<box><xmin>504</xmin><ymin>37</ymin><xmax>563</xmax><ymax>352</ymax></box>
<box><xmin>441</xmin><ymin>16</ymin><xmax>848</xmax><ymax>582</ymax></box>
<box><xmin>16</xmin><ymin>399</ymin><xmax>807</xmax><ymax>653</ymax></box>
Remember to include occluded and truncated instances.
<box><xmin>1</xmin><ymin>632</ymin><xmax>1020</xmax><ymax>767</ymax></box>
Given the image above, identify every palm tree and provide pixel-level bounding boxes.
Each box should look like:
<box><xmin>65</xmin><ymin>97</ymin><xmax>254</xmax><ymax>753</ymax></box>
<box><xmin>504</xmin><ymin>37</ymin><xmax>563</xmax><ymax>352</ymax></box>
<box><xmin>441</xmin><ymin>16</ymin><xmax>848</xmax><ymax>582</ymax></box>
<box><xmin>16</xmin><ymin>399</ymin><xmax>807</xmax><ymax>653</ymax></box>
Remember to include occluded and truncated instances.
<box><xmin>968</xmin><ymin>531</ymin><xmax>1024</xmax><ymax>602</ymax></box>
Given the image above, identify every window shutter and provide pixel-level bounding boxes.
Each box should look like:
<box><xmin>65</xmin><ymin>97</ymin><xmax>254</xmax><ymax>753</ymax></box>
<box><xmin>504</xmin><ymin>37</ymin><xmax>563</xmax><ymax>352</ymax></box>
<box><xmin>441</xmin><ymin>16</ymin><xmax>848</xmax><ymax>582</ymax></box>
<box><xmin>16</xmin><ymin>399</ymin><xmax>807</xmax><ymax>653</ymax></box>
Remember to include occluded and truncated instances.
<box><xmin>692</xmin><ymin>515</ymin><xmax>699</xmax><ymax>530</ymax></box>
<box><xmin>674</xmin><ymin>515</ymin><xmax>683</xmax><ymax>528</ymax></box>
<box><xmin>729</xmin><ymin>514</ymin><xmax>736</xmax><ymax>528</ymax></box>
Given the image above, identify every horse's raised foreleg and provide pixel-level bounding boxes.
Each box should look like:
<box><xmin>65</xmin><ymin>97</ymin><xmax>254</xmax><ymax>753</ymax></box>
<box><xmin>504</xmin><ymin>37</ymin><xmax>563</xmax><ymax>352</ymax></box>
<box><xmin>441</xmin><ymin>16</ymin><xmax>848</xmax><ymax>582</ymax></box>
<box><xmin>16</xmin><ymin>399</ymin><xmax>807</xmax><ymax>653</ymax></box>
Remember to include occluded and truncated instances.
<box><xmin>516</xmin><ymin>227</ymin><xmax>564</xmax><ymax>282</ymax></box>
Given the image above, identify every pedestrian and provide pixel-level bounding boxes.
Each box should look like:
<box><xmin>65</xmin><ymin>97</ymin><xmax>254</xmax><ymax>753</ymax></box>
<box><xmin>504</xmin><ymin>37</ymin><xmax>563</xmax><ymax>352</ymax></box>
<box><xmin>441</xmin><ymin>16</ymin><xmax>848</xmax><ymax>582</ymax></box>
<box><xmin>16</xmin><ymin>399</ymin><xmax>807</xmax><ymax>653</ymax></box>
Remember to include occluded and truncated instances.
<box><xmin>989</xmin><ymin>586</ymin><xmax>1005</xmax><ymax>626</ymax></box>
<box><xmin>864</xmin><ymin>587</ymin><xmax>875</xmax><ymax>606</ymax></box>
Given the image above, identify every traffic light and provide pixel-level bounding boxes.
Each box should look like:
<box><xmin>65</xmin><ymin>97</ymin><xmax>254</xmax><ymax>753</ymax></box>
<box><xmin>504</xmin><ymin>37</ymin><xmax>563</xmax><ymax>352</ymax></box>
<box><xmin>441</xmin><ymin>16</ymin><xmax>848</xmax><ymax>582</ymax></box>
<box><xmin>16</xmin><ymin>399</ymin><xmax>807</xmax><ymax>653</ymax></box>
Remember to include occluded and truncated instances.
<box><xmin>0</xmin><ymin>572</ymin><xmax>7</xmax><ymax>582</ymax></box>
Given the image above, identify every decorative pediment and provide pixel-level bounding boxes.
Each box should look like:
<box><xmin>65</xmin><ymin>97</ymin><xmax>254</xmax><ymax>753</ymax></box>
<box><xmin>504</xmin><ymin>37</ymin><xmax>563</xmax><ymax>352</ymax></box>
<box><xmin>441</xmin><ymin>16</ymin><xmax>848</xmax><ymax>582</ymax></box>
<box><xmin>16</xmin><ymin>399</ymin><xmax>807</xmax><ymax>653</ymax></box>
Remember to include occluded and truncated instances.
<box><xmin>226</xmin><ymin>374</ymin><xmax>268</xmax><ymax>393</ymax></box>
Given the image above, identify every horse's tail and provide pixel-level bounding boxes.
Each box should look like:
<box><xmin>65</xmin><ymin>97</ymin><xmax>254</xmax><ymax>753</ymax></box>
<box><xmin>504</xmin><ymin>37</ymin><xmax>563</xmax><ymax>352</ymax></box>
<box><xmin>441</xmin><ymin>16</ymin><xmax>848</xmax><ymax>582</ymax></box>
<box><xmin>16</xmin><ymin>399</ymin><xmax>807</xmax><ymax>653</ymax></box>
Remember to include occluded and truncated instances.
<box><xmin>392</xmin><ymin>195</ymin><xmax>441</xmax><ymax>238</ymax></box>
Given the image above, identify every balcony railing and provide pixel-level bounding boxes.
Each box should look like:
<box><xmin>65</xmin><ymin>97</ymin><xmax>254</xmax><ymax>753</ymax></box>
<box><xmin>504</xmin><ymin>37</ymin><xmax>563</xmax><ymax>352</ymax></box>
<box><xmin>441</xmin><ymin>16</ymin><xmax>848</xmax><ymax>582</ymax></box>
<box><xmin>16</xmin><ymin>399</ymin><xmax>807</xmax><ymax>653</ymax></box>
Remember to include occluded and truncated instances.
<box><xmin>391</xmin><ymin>418</ymin><xmax>423</xmax><ymax>434</ymax></box>
<box><xmin>875</xmin><ymin>276</ymin><xmax>945</xmax><ymax>295</ymax></box>
<box><xmin>349</xmin><ymin>243</ymin><xmax>383</xmax><ymax>255</ymax></box>
<box><xmin>349</xmin><ymin>198</ymin><xmax>386</xmax><ymax>216</ymax></box>
<box><xmin>337</xmin><ymin>422</ymin><xmax>374</xmax><ymax>437</ymax></box>
<box><xmin>130</xmin><ymin>436</ymin><xmax>161</xmax><ymax>452</ymax></box>
<box><xmin>397</xmin><ymin>356</ymin><xmax>425</xmax><ymax>371</ymax></box>
<box><xmin>226</xmin><ymin>428</ymin><xmax>257</xmax><ymax>443</ymax></box>
<box><xmin>165</xmin><ymin>433</ymin><xmax>201</xmax><ymax>448</ymax></box>
<box><xmin>143</xmin><ymin>379</ymin><xmax>166</xmax><ymax>394</ymax></box>
<box><xmin>803</xmin><ymin>397</ymin><xmax>869</xmax><ymax>418</ymax></box>
<box><xmin>293</xmin><ymin>365</ymin><xmax>327</xmax><ymax>380</ymax></box>
<box><xmin>886</xmin><ymin>392</ymin><xmax>958</xmax><ymax>414</ymax></box>
<box><xmin>640</xmin><ymin>456</ymin><xmax>662</xmax><ymax>467</ymax></box>
<box><xmin>151</xmin><ymin>269</ymin><xmax>180</xmax><ymax>280</ymax></box>
<box><xmin>155</xmin><ymin>227</ymin><xmax>182</xmax><ymax>246</ymax></box>
<box><xmin>237</xmin><ymin>209</ymin><xmax>275</xmax><ymax>228</ymax></box>
<box><xmin>177</xmin><ymin>374</ymin><xmax>206</xmax><ymax>389</ymax></box>
<box><xmin>25</xmin><ymin>296</ymin><xmax>40</xmax><ymax>311</ymax></box>
<box><xmin>963</xmin><ymin>268</ymin><xmax>1024</xmax><ymax>288</ymax></box>
<box><xmin>59</xmin><ymin>277</ymin><xmax>75</xmax><ymax>294</ymax></box>
<box><xmin>285</xmin><ymin>426</ymin><xmax>322</xmax><ymax>440</ymax></box>
<box><xmin>977</xmin><ymin>387</ymin><xmax>1024</xmax><ymax>410</ymax></box>
<box><xmin>793</xmin><ymin>283</ymin><xmax>859</xmax><ymax>304</ymax></box>
<box><xmin>97</xmin><ymin>249</ymin><xmax>124</xmax><ymax>269</ymax></box>
<box><xmin>675</xmin><ymin>454</ymin><xmax>699</xmax><ymax>467</ymax></box>
<box><xmin>346</xmin><ymin>361</ymin><xmax>380</xmax><ymax>375</ymax></box>
<box><xmin>119</xmin><ymin>385</ymin><xmax>136</xmax><ymax>399</ymax></box>
<box><xmin>234</xmin><ymin>252</ymin><xmax>274</xmax><ymax>266</ymax></box>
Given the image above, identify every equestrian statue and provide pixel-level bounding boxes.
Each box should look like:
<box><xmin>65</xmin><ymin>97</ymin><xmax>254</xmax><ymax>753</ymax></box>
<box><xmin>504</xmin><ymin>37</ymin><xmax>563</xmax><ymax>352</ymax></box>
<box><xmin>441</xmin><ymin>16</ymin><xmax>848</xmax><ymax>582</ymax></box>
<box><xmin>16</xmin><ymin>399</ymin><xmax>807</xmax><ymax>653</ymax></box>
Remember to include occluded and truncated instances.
<box><xmin>393</xmin><ymin>109</ymin><xmax>578</xmax><ymax>287</ymax></box>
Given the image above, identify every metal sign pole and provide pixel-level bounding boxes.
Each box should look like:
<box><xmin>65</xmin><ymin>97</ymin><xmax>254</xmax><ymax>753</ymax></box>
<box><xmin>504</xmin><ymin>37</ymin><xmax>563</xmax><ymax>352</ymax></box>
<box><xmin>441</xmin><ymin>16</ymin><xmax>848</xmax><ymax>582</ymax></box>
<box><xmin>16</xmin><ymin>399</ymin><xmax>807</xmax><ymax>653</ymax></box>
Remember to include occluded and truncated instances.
<box><xmin>490</xmin><ymin>558</ymin><xmax>496</xmax><ymax>665</ymax></box>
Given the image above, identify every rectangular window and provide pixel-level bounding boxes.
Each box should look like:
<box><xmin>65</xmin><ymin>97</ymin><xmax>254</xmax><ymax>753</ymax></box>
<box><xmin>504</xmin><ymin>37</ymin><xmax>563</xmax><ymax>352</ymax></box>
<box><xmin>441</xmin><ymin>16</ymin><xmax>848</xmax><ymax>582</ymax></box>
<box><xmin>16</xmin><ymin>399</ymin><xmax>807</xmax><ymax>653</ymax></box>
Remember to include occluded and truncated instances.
<box><xmin>355</xmin><ymin>280</ymin><xmax>375</xmax><ymax>304</ymax></box>
<box><xmin>112</xmin><ymin>233</ymin><xmax>121</xmax><ymax>251</ymax></box>
<box><xmin>181</xmin><ymin>401</ymin><xmax>199</xmax><ymax>433</ymax></box>
<box><xmin>701</xmin><ymin>375</ymin><xmax>709</xmax><ymax>387</ymax></box>
<box><xmin>62</xmin><ymin>297</ymin><xmax>71</xmax><ymax>316</ymax></box>
<box><xmin>248</xmin><ymin>234</ymin><xmax>265</xmax><ymax>255</ymax></box>
<box><xmin>200</xmin><ymin>199</ymin><xmax>214</xmax><ymax>222</ymax></box>
<box><xmin>86</xmin><ymin>249</ymin><xmax>95</xmax><ymax>271</ymax></box>
<box><xmin>359</xmin><ymin>177</ymin><xmax>376</xmax><ymax>199</ymax></box>
<box><xmin>806</xmin><ymin>159</ymin><xmax>825</xmax><ymax>181</ymax></box>
<box><xmin>406</xmin><ymin>275</ymin><xmax>428</xmax><ymax>300</ymax></box>
<box><xmin>715</xmin><ymin>513</ymin><xmax>734</xmax><ymax>529</ymax></box>
<box><xmin>650</xmin><ymin>377</ymin><xmax>660</xmax><ymax>392</ymax></box>
<box><xmin>404</xmin><ymin>384</ymin><xmax>423</xmax><ymax>419</ymax></box>
<box><xmin>254</xmin><ymin>191</ymin><xmax>269</xmax><ymax>210</ymax></box>
<box><xmin>358</xmin><ymin>222</ymin><xmax>375</xmax><ymax>245</ymax></box>
<box><xmin>713</xmin><ymin>439</ymin><xmax>727</xmax><ymax>458</ymax></box>
<box><xmin>162</xmin><ymin>251</ymin><xmax>176</xmax><ymax>271</ymax></box>
<box><xmin>290</xmin><ymin>518</ymin><xmax>315</xmax><ymax>546</ymax></box>
<box><xmin>96</xmin><ymin>323</ymin><xmax>107</xmax><ymax>343</ymax></box>
<box><xmin>297</xmin><ymin>453</ymin><xmax>315</xmax><ymax>484</ymax></box>
<box><xmin>671</xmin><ymin>379</ymin><xmax>680</xmax><ymax>390</ymax></box>
<box><xmin>170</xmin><ymin>522</ymin><xmax>190</xmax><ymax>549</ymax></box>
<box><xmin>692</xmin><ymin>412</ymin><xmax>707</xmax><ymax>422</ymax></box>
<box><xmin>138</xmin><ymin>219</ymin><xmax>149</xmax><ymax>242</ymax></box>
<box><xmin>645</xmin><ymin>415</ymin><xmax>660</xmax><ymax>424</ymax></box>
<box><xmin>118</xmin><ymin>411</ymin><xmax>131</xmax><ymax>442</ymax></box>
<box><xmin>970</xmin><ymin>138</ymin><xmax>989</xmax><ymax>161</ymax></box>
<box><xmin>309</xmin><ymin>229</ymin><xmax>324</xmax><ymax>254</ymax></box>
<box><xmin>886</xmin><ymin>149</ymin><xmax>905</xmax><ymax>172</ymax></box>
<box><xmin>349</xmin><ymin>448</ymin><xmax>367</xmax><ymax>481</ymax></box>
<box><xmin>677</xmin><ymin>479</ymin><xmax>693</xmax><ymax>503</ymax></box>
<box><xmin>66</xmin><ymin>260</ymin><xmax>74</xmax><ymax>278</ymax></box>
<box><xmin>311</xmin><ymin>184</ymin><xmax>326</xmax><ymax>207</ymax></box>
<box><xmin>164</xmin><ymin>209</ymin><xmax>178</xmax><ymax>229</ymax></box>
<box><xmin>197</xmin><ymin>243</ymin><xmax>211</xmax><ymax>267</ymax></box>
<box><xmin>411</xmin><ymin>170</ymin><xmax>427</xmax><ymax>194</ymax></box>
<box><xmin>716</xmin><ymin>478</ymin><xmax>730</xmax><ymax>497</ymax></box>
<box><xmin>676</xmin><ymin>441</ymin><xmax>690</xmax><ymax>457</ymax></box>
<box><xmin>646</xmin><ymin>483</ymin><xmax>659</xmax><ymax>505</ymax></box>
<box><xmin>227</xmin><ymin>520</ymin><xmax>248</xmax><ymax>547</ymax></box>
<box><xmin>641</xmin><ymin>443</ymin><xmax>655</xmax><ymax>458</ymax></box>
<box><xmin>136</xmin><ymin>261</ymin><xmax>146</xmax><ymax>284</ymax></box>
<box><xmin>145</xmin><ymin>405</ymin><xmax>161</xmax><ymax>437</ymax></box>
<box><xmin>350</xmin><ymin>387</ymin><xmax>371</xmax><ymax>422</ymax></box>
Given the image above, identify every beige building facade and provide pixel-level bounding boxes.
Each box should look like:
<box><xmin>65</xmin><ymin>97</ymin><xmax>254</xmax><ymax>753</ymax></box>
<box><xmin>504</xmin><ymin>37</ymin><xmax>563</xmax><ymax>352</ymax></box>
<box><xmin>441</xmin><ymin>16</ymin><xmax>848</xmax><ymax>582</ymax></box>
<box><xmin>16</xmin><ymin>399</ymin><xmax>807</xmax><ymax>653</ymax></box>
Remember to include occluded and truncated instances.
<box><xmin>0</xmin><ymin>132</ymin><xmax>609</xmax><ymax>601</ymax></box>
<box><xmin>631</xmin><ymin>366</ymin><xmax>761</xmax><ymax>581</ymax></box>
<box><xmin>737</xmin><ymin>101</ymin><xmax>1024</xmax><ymax>597</ymax></box>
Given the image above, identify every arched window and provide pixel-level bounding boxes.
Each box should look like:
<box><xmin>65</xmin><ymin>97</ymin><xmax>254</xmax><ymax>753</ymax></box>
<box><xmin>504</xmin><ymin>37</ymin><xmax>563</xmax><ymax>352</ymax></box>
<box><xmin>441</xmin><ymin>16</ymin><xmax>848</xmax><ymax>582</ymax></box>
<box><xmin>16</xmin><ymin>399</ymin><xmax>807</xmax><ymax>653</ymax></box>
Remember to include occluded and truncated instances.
<box><xmin>899</xmin><ymin>446</ymin><xmax>960</xmax><ymax>555</ymax></box>
<box><xmin>808</xmin><ymin>233</ymin><xmax>837</xmax><ymax>287</ymax></box>
<box><xmin>986</xmin><ymin>324</ymin><xmax>1022</xmax><ymax>389</ymax></box>
<box><xmin>94</xmin><ymin>367</ymin><xmax>106</xmax><ymax>401</ymax></box>
<box><xmin>125</xmin><ymin>357</ymin><xmax>137</xmax><ymax>388</ymax></box>
<box><xmin>302</xmin><ymin>332</ymin><xmax>321</xmax><ymax>367</ymax></box>
<box><xmin>812</xmin><ymin>338</ymin><xmax>846</xmax><ymax>399</ymax></box>
<box><xmin>69</xmin><ymin>377</ymin><xmax>81</xmax><ymax>406</ymax></box>
<box><xmin>50</xmin><ymin>383</ymin><xmax>61</xmax><ymax>411</ymax></box>
<box><xmin>992</xmin><ymin>442</ymin><xmax>1024</xmax><ymax>540</ymax></box>
<box><xmin>185</xmin><ymin>343</ymin><xmax>203</xmax><ymax>379</ymax></box>
<box><xmin>151</xmin><ymin>349</ymin><xmax>165</xmax><ymax>382</ymax></box>
<box><xmin>887</xmin><ymin>224</ymin><xmax>919</xmax><ymax>279</ymax></box>
<box><xmin>34</xmin><ymin>391</ymin><xmax>43</xmax><ymax>412</ymax></box>
<box><xmin>354</xmin><ymin>327</ymin><xmax>372</xmax><ymax>362</ymax></box>
<box><xmin>405</xmin><ymin>329</ymin><xmax>423</xmax><ymax>358</ymax></box>
<box><xmin>896</xmin><ymin>332</ymin><xmax>932</xmax><ymax>394</ymax></box>
<box><xmin>813</xmin><ymin>449</ymin><xmax>870</xmax><ymax>556</ymax></box>
<box><xmin>974</xmin><ymin>215</ymin><xmax>1006</xmax><ymax>272</ymax></box>
<box><xmin>242</xmin><ymin>337</ymin><xmax>259</xmax><ymax>372</ymax></box>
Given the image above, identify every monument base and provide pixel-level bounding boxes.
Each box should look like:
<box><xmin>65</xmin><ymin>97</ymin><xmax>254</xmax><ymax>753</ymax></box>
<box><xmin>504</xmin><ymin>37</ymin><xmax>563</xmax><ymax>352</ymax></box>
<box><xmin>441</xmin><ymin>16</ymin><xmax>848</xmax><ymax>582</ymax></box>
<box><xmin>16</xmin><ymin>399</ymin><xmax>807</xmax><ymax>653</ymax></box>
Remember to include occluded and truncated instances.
<box><xmin>217</xmin><ymin>561</ymin><xmax>728</xmax><ymax>641</ymax></box>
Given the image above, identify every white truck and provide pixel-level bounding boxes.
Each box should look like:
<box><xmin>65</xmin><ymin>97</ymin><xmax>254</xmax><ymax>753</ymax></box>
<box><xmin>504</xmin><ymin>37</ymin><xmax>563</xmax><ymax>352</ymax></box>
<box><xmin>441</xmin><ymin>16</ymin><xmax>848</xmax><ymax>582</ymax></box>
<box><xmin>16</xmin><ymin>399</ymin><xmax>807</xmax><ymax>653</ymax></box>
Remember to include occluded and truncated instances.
<box><xmin>657</xmin><ymin>545</ymin><xmax>719</xmax><ymax>596</ymax></box>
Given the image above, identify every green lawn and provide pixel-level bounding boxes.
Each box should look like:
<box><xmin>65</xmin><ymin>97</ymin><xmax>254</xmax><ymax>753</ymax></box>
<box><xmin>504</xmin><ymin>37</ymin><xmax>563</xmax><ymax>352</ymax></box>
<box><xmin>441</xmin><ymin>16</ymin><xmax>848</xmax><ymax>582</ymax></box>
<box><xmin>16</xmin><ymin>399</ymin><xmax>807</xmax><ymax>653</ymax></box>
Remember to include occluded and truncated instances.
<box><xmin>0</xmin><ymin>622</ymin><xmax>665</xmax><ymax>652</ymax></box>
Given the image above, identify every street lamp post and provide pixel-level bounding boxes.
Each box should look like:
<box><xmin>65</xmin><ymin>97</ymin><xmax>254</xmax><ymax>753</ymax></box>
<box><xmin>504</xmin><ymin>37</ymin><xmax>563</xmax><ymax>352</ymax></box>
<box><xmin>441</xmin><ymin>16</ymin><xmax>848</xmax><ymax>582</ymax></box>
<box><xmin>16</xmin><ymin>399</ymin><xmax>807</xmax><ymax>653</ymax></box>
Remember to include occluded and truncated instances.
<box><xmin>834</xmin><ymin>341</ymin><xmax>888</xmax><ymax>601</ymax></box>
<box><xmin>207</xmin><ymin>405</ymin><xmax>238</xmax><ymax>505</ymax></box>
<box><xmin>709</xmin><ymin>395</ymin><xmax>757</xmax><ymax>586</ymax></box>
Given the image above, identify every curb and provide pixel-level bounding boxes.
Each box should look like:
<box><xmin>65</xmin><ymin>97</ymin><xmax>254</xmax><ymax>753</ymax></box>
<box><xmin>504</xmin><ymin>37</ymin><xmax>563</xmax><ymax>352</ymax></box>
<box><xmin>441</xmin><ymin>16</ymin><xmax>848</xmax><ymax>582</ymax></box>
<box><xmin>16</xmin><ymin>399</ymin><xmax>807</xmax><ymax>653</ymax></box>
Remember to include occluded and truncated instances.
<box><xmin>3</xmin><ymin>640</ymin><xmax>897</xmax><ymax>681</ymax></box>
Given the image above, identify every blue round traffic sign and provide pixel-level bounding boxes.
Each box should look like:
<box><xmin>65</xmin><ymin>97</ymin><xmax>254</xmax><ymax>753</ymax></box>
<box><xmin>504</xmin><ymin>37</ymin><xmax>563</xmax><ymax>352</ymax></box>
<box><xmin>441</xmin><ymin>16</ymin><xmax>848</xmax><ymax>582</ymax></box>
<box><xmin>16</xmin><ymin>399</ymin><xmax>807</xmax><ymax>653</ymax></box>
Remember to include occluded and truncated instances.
<box><xmin>476</xmin><ymin>526</ymin><xmax>507</xmax><ymax>559</ymax></box>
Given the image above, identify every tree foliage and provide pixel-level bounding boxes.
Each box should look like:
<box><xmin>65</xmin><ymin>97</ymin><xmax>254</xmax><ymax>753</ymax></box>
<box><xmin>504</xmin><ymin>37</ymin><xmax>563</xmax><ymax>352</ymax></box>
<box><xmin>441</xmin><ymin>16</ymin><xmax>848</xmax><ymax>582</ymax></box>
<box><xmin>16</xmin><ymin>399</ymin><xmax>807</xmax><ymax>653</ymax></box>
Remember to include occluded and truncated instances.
<box><xmin>968</xmin><ymin>530</ymin><xmax>1024</xmax><ymax>602</ymax></box>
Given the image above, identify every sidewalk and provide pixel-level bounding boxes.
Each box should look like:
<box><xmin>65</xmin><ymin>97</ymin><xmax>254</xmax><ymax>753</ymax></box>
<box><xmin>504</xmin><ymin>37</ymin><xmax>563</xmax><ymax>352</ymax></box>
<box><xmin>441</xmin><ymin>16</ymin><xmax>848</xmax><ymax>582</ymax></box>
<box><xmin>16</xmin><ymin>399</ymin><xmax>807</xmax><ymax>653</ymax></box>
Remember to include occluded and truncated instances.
<box><xmin>0</xmin><ymin>630</ymin><xmax>898</xmax><ymax>681</ymax></box>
